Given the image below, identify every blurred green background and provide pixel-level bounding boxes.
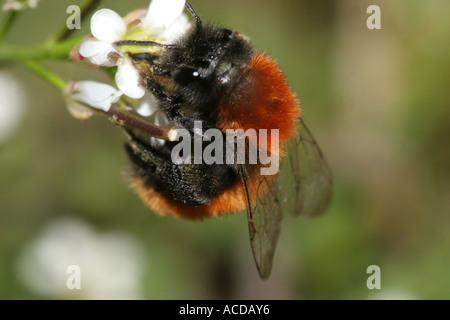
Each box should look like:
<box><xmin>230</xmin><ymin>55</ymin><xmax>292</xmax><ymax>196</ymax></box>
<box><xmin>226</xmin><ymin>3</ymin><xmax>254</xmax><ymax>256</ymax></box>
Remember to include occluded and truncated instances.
<box><xmin>0</xmin><ymin>0</ymin><xmax>449</xmax><ymax>299</ymax></box>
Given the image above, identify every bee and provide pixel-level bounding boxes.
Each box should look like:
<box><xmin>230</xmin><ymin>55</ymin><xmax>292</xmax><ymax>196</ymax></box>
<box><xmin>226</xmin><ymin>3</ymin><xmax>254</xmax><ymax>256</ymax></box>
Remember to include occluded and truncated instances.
<box><xmin>113</xmin><ymin>3</ymin><xmax>332</xmax><ymax>279</ymax></box>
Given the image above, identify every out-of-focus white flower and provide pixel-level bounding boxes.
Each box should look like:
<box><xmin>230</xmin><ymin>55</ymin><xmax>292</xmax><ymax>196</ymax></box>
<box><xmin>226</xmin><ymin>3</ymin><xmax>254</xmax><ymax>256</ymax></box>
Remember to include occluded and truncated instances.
<box><xmin>78</xmin><ymin>0</ymin><xmax>189</xmax><ymax>100</ymax></box>
<box><xmin>2</xmin><ymin>0</ymin><xmax>41</xmax><ymax>11</ymax></box>
<box><xmin>2</xmin><ymin>0</ymin><xmax>22</xmax><ymax>11</ymax></box>
<box><xmin>0</xmin><ymin>72</ymin><xmax>26</xmax><ymax>143</ymax></box>
<box><xmin>368</xmin><ymin>289</ymin><xmax>419</xmax><ymax>300</ymax></box>
<box><xmin>27</xmin><ymin>0</ymin><xmax>40</xmax><ymax>9</ymax></box>
<box><xmin>64</xmin><ymin>81</ymin><xmax>122</xmax><ymax>119</ymax></box>
<box><xmin>16</xmin><ymin>217</ymin><xmax>145</xmax><ymax>300</ymax></box>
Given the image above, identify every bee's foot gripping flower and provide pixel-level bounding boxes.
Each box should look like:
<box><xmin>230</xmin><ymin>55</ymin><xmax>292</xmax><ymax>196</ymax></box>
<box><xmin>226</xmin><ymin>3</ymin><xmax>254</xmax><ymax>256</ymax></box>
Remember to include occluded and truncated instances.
<box><xmin>77</xmin><ymin>0</ymin><xmax>189</xmax><ymax>99</ymax></box>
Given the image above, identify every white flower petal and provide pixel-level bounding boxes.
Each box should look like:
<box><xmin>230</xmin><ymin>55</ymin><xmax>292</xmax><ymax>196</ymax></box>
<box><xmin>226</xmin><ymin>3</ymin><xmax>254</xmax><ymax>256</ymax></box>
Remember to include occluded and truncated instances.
<box><xmin>115</xmin><ymin>61</ymin><xmax>145</xmax><ymax>99</ymax></box>
<box><xmin>79</xmin><ymin>40</ymin><xmax>119</xmax><ymax>67</ymax></box>
<box><xmin>64</xmin><ymin>82</ymin><xmax>93</xmax><ymax>119</ymax></box>
<box><xmin>123</xmin><ymin>8</ymin><xmax>147</xmax><ymax>26</ymax></box>
<box><xmin>0</xmin><ymin>72</ymin><xmax>26</xmax><ymax>143</ymax></box>
<box><xmin>91</xmin><ymin>9</ymin><xmax>126</xmax><ymax>43</ymax></box>
<box><xmin>157</xmin><ymin>14</ymin><xmax>191</xmax><ymax>43</ymax></box>
<box><xmin>154</xmin><ymin>110</ymin><xmax>170</xmax><ymax>128</ymax></box>
<box><xmin>143</xmin><ymin>0</ymin><xmax>186</xmax><ymax>31</ymax></box>
<box><xmin>135</xmin><ymin>94</ymin><xmax>159</xmax><ymax>117</ymax></box>
<box><xmin>72</xmin><ymin>81</ymin><xmax>122</xmax><ymax>111</ymax></box>
<box><xmin>151</xmin><ymin>111</ymin><xmax>170</xmax><ymax>146</ymax></box>
<box><xmin>66</xmin><ymin>101</ymin><xmax>94</xmax><ymax>120</ymax></box>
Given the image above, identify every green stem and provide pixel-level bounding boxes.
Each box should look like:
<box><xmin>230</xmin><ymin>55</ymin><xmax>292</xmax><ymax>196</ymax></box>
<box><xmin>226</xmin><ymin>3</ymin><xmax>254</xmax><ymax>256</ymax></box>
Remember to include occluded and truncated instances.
<box><xmin>49</xmin><ymin>0</ymin><xmax>102</xmax><ymax>43</ymax></box>
<box><xmin>0</xmin><ymin>35</ymin><xmax>85</xmax><ymax>64</ymax></box>
<box><xmin>24</xmin><ymin>60</ymin><xmax>67</xmax><ymax>90</ymax></box>
<box><xmin>0</xmin><ymin>10</ymin><xmax>18</xmax><ymax>42</ymax></box>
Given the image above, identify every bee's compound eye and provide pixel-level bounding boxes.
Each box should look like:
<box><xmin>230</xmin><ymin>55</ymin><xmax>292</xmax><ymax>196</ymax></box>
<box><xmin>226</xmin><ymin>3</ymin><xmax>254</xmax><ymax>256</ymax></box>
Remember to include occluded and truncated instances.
<box><xmin>174</xmin><ymin>67</ymin><xmax>201</xmax><ymax>85</ymax></box>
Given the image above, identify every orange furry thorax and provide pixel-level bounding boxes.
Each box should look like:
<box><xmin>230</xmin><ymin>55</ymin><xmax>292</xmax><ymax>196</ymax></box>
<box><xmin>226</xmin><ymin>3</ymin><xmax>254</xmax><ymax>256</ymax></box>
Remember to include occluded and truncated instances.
<box><xmin>217</xmin><ymin>53</ymin><xmax>300</xmax><ymax>151</ymax></box>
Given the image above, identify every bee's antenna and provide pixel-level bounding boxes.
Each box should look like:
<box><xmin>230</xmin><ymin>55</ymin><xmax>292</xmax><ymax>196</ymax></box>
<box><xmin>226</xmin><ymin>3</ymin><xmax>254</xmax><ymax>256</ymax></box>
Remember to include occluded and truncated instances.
<box><xmin>186</xmin><ymin>2</ymin><xmax>202</xmax><ymax>29</ymax></box>
<box><xmin>114</xmin><ymin>40</ymin><xmax>181</xmax><ymax>49</ymax></box>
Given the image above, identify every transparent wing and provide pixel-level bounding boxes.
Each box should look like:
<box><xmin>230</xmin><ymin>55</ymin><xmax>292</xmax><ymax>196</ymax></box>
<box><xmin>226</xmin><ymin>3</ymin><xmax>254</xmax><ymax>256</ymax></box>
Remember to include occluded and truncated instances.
<box><xmin>240</xmin><ymin>117</ymin><xmax>332</xmax><ymax>279</ymax></box>
<box><xmin>239</xmin><ymin>165</ymin><xmax>282</xmax><ymax>280</ymax></box>
<box><xmin>279</xmin><ymin>117</ymin><xmax>333</xmax><ymax>217</ymax></box>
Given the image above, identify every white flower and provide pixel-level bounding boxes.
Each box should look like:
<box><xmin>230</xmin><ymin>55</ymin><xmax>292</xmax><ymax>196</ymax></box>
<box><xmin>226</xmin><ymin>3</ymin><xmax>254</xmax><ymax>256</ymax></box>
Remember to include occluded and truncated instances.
<box><xmin>0</xmin><ymin>72</ymin><xmax>26</xmax><ymax>143</ymax></box>
<box><xmin>27</xmin><ymin>0</ymin><xmax>40</xmax><ymax>9</ymax></box>
<box><xmin>16</xmin><ymin>217</ymin><xmax>145</xmax><ymax>299</ymax></box>
<box><xmin>79</xmin><ymin>9</ymin><xmax>142</xmax><ymax>99</ymax></box>
<box><xmin>2</xmin><ymin>0</ymin><xmax>22</xmax><ymax>11</ymax></box>
<box><xmin>2</xmin><ymin>0</ymin><xmax>41</xmax><ymax>11</ymax></box>
<box><xmin>64</xmin><ymin>81</ymin><xmax>122</xmax><ymax>119</ymax></box>
<box><xmin>368</xmin><ymin>289</ymin><xmax>419</xmax><ymax>300</ymax></box>
<box><xmin>79</xmin><ymin>9</ymin><xmax>125</xmax><ymax>66</ymax></box>
<box><xmin>78</xmin><ymin>0</ymin><xmax>190</xmax><ymax>100</ymax></box>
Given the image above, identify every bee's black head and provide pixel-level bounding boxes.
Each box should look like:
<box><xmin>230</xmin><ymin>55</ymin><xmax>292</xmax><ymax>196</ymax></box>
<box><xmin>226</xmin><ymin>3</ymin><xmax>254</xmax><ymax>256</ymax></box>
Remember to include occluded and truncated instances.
<box><xmin>144</xmin><ymin>1</ymin><xmax>250</xmax><ymax>108</ymax></box>
<box><xmin>168</xmin><ymin>22</ymin><xmax>254</xmax><ymax>107</ymax></box>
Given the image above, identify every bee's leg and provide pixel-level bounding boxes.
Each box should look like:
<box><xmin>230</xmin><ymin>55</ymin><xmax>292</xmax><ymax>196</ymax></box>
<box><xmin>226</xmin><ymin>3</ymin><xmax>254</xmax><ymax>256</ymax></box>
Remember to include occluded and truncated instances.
<box><xmin>125</xmin><ymin>135</ymin><xmax>239</xmax><ymax>206</ymax></box>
